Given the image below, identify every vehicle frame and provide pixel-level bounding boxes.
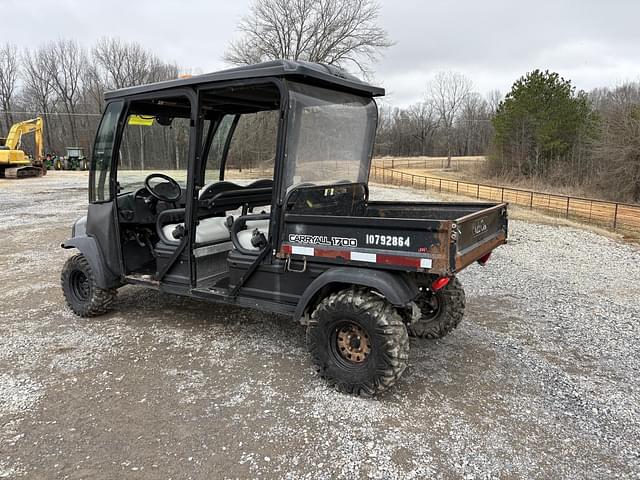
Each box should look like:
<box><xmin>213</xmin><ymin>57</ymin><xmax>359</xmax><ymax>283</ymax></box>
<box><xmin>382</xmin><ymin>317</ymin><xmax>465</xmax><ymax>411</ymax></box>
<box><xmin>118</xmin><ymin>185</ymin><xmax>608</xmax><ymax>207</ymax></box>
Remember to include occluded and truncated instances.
<box><xmin>61</xmin><ymin>60</ymin><xmax>508</xmax><ymax>395</ymax></box>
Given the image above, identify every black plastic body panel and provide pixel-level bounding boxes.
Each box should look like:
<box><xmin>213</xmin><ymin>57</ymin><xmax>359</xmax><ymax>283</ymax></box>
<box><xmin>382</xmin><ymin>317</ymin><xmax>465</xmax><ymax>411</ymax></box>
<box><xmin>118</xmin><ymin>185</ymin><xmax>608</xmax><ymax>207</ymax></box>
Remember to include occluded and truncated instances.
<box><xmin>292</xmin><ymin>267</ymin><xmax>419</xmax><ymax>320</ymax></box>
<box><xmin>61</xmin><ymin>235</ymin><xmax>120</xmax><ymax>289</ymax></box>
<box><xmin>84</xmin><ymin>201</ymin><xmax>122</xmax><ymax>284</ymax></box>
<box><xmin>227</xmin><ymin>250</ymin><xmax>419</xmax><ymax>321</ymax></box>
<box><xmin>155</xmin><ymin>241</ymin><xmax>190</xmax><ymax>285</ymax></box>
<box><xmin>228</xmin><ymin>251</ymin><xmax>314</xmax><ymax>305</ymax></box>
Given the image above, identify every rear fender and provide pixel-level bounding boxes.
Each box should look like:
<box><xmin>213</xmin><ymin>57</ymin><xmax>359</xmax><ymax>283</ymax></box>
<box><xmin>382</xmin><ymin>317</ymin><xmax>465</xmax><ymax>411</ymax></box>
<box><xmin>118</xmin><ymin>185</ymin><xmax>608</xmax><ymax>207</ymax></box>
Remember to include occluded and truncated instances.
<box><xmin>294</xmin><ymin>267</ymin><xmax>419</xmax><ymax>322</ymax></box>
<box><xmin>61</xmin><ymin>235</ymin><xmax>120</xmax><ymax>289</ymax></box>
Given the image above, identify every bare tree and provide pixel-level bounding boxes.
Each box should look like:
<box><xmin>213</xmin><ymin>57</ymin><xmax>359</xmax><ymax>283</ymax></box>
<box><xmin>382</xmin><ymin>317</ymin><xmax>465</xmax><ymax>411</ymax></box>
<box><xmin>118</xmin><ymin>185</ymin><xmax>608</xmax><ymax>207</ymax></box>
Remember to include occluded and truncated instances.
<box><xmin>0</xmin><ymin>43</ymin><xmax>19</xmax><ymax>131</ymax></box>
<box><xmin>407</xmin><ymin>101</ymin><xmax>437</xmax><ymax>156</ymax></box>
<box><xmin>225</xmin><ymin>0</ymin><xmax>392</xmax><ymax>74</ymax></box>
<box><xmin>92</xmin><ymin>37</ymin><xmax>179</xmax><ymax>90</ymax></box>
<box><xmin>42</xmin><ymin>40</ymin><xmax>87</xmax><ymax>145</ymax></box>
<box><xmin>487</xmin><ymin>89</ymin><xmax>502</xmax><ymax>116</ymax></box>
<box><xmin>22</xmin><ymin>47</ymin><xmax>58</xmax><ymax>149</ymax></box>
<box><xmin>593</xmin><ymin>83</ymin><xmax>640</xmax><ymax>202</ymax></box>
<box><xmin>428</xmin><ymin>71</ymin><xmax>472</xmax><ymax>168</ymax></box>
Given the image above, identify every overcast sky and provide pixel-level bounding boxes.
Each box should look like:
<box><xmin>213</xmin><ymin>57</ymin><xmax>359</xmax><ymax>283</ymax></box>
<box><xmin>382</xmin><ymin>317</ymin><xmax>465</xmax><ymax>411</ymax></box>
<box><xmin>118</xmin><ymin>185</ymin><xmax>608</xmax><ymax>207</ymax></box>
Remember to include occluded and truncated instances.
<box><xmin>2</xmin><ymin>0</ymin><xmax>639</xmax><ymax>107</ymax></box>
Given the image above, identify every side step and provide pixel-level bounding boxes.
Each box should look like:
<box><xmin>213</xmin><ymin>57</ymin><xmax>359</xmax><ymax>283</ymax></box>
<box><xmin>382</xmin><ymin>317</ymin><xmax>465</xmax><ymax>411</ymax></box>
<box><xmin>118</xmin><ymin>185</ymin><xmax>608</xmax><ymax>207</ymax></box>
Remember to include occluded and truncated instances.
<box><xmin>124</xmin><ymin>274</ymin><xmax>160</xmax><ymax>289</ymax></box>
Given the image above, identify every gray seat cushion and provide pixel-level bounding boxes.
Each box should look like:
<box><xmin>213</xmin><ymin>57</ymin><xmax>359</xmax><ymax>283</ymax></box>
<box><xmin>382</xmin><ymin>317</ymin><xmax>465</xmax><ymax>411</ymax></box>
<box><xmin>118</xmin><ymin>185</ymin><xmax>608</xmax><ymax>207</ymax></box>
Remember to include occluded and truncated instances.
<box><xmin>162</xmin><ymin>216</ymin><xmax>230</xmax><ymax>244</ymax></box>
<box><xmin>161</xmin><ymin>216</ymin><xmax>269</xmax><ymax>248</ymax></box>
<box><xmin>236</xmin><ymin>219</ymin><xmax>270</xmax><ymax>251</ymax></box>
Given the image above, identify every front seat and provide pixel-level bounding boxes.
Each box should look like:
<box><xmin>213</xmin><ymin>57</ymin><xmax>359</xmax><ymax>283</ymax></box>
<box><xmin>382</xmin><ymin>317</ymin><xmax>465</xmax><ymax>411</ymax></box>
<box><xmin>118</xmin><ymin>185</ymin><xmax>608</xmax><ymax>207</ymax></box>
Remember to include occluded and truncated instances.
<box><xmin>161</xmin><ymin>216</ymin><xmax>231</xmax><ymax>244</ymax></box>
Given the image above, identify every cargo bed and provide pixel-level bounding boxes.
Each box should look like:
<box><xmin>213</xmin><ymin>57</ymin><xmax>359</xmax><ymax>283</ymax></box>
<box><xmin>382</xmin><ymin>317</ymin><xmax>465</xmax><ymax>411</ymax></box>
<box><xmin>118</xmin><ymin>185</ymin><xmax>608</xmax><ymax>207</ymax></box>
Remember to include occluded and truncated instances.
<box><xmin>280</xmin><ymin>201</ymin><xmax>508</xmax><ymax>276</ymax></box>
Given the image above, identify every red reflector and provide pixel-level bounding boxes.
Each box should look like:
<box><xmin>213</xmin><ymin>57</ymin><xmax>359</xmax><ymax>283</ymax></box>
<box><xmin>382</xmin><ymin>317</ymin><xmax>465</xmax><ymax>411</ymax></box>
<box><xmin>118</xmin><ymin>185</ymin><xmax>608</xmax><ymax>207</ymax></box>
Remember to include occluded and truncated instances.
<box><xmin>431</xmin><ymin>277</ymin><xmax>450</xmax><ymax>291</ymax></box>
<box><xmin>478</xmin><ymin>252</ymin><xmax>492</xmax><ymax>266</ymax></box>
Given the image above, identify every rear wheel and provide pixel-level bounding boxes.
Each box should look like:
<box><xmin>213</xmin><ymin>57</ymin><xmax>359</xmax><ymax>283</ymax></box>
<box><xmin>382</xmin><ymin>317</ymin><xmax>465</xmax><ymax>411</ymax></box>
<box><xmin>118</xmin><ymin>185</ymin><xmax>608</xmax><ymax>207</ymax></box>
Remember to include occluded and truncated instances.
<box><xmin>61</xmin><ymin>254</ymin><xmax>116</xmax><ymax>317</ymax></box>
<box><xmin>307</xmin><ymin>288</ymin><xmax>409</xmax><ymax>396</ymax></box>
<box><xmin>408</xmin><ymin>277</ymin><xmax>466</xmax><ymax>339</ymax></box>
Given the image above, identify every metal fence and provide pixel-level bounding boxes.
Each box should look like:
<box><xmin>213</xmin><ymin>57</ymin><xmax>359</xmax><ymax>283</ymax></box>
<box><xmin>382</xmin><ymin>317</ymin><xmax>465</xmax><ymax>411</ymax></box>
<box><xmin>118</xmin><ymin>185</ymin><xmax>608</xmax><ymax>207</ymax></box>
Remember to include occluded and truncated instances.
<box><xmin>370</xmin><ymin>165</ymin><xmax>640</xmax><ymax>234</ymax></box>
<box><xmin>373</xmin><ymin>156</ymin><xmax>485</xmax><ymax>173</ymax></box>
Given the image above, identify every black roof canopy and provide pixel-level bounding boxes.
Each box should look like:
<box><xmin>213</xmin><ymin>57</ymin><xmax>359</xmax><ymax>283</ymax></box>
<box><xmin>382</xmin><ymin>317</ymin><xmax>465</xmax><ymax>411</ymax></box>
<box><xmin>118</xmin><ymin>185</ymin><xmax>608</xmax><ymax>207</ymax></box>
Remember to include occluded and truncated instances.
<box><xmin>104</xmin><ymin>60</ymin><xmax>385</xmax><ymax>100</ymax></box>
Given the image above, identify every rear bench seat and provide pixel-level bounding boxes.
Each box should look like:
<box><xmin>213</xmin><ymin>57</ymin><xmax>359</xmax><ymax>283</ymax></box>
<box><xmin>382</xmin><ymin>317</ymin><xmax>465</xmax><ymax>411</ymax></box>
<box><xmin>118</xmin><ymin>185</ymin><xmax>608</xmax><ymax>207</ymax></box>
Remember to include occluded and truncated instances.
<box><xmin>161</xmin><ymin>216</ymin><xmax>269</xmax><ymax>251</ymax></box>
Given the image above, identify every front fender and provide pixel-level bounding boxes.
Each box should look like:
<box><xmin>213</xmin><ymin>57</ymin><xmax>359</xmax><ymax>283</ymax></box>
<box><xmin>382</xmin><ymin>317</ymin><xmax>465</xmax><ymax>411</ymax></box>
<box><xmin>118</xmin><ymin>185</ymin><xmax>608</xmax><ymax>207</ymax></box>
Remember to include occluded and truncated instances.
<box><xmin>61</xmin><ymin>235</ymin><xmax>120</xmax><ymax>289</ymax></box>
<box><xmin>293</xmin><ymin>267</ymin><xmax>419</xmax><ymax>322</ymax></box>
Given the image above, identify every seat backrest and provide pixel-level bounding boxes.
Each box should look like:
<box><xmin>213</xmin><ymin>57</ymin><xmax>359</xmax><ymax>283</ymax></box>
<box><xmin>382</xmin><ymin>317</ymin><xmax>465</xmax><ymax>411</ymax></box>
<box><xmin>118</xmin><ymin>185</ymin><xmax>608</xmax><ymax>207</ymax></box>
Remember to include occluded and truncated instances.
<box><xmin>199</xmin><ymin>181</ymin><xmax>241</xmax><ymax>201</ymax></box>
<box><xmin>246</xmin><ymin>178</ymin><xmax>274</xmax><ymax>189</ymax></box>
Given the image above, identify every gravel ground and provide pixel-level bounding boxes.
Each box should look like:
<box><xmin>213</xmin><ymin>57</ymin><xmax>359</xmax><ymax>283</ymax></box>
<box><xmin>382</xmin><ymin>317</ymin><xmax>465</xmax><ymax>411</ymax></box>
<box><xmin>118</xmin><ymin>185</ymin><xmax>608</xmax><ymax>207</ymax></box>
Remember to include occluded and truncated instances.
<box><xmin>0</xmin><ymin>172</ymin><xmax>639</xmax><ymax>479</ymax></box>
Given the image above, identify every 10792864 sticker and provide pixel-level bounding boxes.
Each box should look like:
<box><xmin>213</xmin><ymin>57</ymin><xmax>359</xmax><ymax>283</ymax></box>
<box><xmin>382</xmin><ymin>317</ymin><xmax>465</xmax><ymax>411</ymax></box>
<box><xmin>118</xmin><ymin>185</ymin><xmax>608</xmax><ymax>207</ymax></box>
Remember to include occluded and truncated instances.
<box><xmin>365</xmin><ymin>234</ymin><xmax>411</xmax><ymax>248</ymax></box>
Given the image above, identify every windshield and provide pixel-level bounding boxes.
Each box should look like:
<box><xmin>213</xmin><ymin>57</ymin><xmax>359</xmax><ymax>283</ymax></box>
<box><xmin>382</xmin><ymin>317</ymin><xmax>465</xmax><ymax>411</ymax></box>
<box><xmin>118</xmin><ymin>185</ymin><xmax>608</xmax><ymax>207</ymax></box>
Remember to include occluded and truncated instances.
<box><xmin>117</xmin><ymin>110</ymin><xmax>192</xmax><ymax>195</ymax></box>
<box><xmin>283</xmin><ymin>82</ymin><xmax>377</xmax><ymax>199</ymax></box>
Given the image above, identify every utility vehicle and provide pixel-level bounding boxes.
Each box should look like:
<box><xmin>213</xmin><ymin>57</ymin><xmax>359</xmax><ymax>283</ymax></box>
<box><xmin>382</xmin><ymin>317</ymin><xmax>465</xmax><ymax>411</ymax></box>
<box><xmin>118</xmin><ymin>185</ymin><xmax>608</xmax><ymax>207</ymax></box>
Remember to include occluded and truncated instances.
<box><xmin>60</xmin><ymin>60</ymin><xmax>508</xmax><ymax>396</ymax></box>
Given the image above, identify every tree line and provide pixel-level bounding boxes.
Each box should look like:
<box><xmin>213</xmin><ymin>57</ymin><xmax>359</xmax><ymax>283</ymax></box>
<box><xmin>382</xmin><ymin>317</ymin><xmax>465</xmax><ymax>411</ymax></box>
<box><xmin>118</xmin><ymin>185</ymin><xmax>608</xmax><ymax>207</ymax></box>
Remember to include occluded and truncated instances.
<box><xmin>489</xmin><ymin>70</ymin><xmax>640</xmax><ymax>203</ymax></box>
<box><xmin>374</xmin><ymin>72</ymin><xmax>498</xmax><ymax>162</ymax></box>
<box><xmin>1</xmin><ymin>0</ymin><xmax>638</xmax><ymax>203</ymax></box>
<box><xmin>0</xmin><ymin>38</ymin><xmax>178</xmax><ymax>157</ymax></box>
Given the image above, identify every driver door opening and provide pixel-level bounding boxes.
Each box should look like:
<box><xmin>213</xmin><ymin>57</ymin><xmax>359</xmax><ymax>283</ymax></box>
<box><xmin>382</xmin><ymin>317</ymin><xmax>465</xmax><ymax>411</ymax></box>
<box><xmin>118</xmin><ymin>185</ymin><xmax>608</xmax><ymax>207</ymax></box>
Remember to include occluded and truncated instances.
<box><xmin>115</xmin><ymin>94</ymin><xmax>192</xmax><ymax>281</ymax></box>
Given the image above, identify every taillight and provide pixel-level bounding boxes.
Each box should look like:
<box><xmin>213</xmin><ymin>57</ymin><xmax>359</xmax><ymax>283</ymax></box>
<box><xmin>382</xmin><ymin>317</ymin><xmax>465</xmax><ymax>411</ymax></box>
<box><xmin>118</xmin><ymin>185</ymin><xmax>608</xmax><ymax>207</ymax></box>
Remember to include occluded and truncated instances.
<box><xmin>478</xmin><ymin>252</ymin><xmax>491</xmax><ymax>266</ymax></box>
<box><xmin>431</xmin><ymin>276</ymin><xmax>450</xmax><ymax>291</ymax></box>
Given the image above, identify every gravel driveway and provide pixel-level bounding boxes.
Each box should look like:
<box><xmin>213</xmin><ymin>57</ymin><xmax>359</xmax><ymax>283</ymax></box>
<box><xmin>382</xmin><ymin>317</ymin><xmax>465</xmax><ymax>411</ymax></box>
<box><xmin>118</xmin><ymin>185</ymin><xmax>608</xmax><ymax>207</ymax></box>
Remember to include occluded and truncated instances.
<box><xmin>0</xmin><ymin>173</ymin><xmax>639</xmax><ymax>479</ymax></box>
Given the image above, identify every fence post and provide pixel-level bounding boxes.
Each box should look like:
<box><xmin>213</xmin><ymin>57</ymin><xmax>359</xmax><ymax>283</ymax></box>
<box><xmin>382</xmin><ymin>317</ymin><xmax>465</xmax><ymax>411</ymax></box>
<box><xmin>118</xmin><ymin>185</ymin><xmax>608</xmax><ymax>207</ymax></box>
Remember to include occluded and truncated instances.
<box><xmin>411</xmin><ymin>174</ymin><xmax>415</xmax><ymax>187</ymax></box>
<box><xmin>477</xmin><ymin>184</ymin><xmax>480</xmax><ymax>199</ymax></box>
<box><xmin>439</xmin><ymin>178</ymin><xmax>442</xmax><ymax>192</ymax></box>
<box><xmin>501</xmin><ymin>188</ymin><xmax>504</xmax><ymax>203</ymax></box>
<box><xmin>530</xmin><ymin>191</ymin><xmax>534</xmax><ymax>209</ymax></box>
<box><xmin>566</xmin><ymin>196</ymin><xmax>570</xmax><ymax>218</ymax></box>
<box><xmin>613</xmin><ymin>203</ymin><xmax>619</xmax><ymax>230</ymax></box>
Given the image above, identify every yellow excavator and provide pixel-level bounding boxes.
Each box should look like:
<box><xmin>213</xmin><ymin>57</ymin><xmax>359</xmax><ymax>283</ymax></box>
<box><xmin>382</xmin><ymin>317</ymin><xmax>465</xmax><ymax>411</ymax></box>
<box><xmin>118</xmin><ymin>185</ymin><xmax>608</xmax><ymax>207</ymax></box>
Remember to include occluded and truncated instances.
<box><xmin>0</xmin><ymin>117</ymin><xmax>47</xmax><ymax>178</ymax></box>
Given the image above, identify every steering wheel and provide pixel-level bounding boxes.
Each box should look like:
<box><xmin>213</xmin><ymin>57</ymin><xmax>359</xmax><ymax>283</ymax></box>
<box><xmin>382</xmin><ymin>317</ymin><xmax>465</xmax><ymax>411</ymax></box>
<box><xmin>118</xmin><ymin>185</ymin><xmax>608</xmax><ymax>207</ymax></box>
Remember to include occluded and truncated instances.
<box><xmin>144</xmin><ymin>173</ymin><xmax>182</xmax><ymax>202</ymax></box>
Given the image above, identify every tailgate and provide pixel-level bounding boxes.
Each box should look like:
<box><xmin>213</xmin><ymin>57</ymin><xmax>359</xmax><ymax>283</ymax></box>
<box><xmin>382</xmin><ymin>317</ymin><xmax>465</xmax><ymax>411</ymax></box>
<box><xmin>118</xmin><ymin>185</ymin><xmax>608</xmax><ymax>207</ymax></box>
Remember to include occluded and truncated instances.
<box><xmin>454</xmin><ymin>203</ymin><xmax>508</xmax><ymax>270</ymax></box>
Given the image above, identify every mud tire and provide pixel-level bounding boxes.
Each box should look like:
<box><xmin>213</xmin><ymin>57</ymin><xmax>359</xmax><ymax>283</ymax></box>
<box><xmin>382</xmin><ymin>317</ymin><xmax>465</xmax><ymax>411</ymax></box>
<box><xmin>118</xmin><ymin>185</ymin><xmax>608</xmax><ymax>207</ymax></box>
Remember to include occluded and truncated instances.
<box><xmin>408</xmin><ymin>277</ymin><xmax>466</xmax><ymax>339</ymax></box>
<box><xmin>61</xmin><ymin>254</ymin><xmax>116</xmax><ymax>317</ymax></box>
<box><xmin>307</xmin><ymin>288</ymin><xmax>409</xmax><ymax>396</ymax></box>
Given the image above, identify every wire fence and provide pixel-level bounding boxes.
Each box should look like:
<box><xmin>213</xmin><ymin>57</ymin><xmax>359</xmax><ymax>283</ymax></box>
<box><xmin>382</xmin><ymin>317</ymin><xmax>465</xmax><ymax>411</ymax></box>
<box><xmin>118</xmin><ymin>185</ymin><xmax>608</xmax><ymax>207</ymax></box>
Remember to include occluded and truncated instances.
<box><xmin>373</xmin><ymin>156</ymin><xmax>486</xmax><ymax>172</ymax></box>
<box><xmin>370</xmin><ymin>165</ymin><xmax>640</xmax><ymax>234</ymax></box>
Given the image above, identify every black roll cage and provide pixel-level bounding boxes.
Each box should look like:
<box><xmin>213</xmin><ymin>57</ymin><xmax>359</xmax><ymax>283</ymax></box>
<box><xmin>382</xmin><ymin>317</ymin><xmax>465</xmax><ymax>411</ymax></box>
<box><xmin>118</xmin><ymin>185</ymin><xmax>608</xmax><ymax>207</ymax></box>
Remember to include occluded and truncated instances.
<box><xmin>94</xmin><ymin>74</ymin><xmax>378</xmax><ymax>289</ymax></box>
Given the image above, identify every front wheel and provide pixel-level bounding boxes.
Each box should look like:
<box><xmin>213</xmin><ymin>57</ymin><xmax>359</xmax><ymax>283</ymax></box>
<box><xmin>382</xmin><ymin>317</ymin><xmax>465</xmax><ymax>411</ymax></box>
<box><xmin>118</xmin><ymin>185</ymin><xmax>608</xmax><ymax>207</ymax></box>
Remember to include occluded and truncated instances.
<box><xmin>61</xmin><ymin>254</ymin><xmax>116</xmax><ymax>317</ymax></box>
<box><xmin>306</xmin><ymin>288</ymin><xmax>409</xmax><ymax>396</ymax></box>
<box><xmin>408</xmin><ymin>277</ymin><xmax>466</xmax><ymax>339</ymax></box>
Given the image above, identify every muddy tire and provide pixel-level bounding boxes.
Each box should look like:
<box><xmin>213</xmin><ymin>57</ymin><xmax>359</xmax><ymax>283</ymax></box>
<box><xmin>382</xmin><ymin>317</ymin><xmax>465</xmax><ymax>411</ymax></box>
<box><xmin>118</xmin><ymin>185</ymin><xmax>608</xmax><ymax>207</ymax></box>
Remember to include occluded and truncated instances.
<box><xmin>61</xmin><ymin>254</ymin><xmax>116</xmax><ymax>317</ymax></box>
<box><xmin>306</xmin><ymin>288</ymin><xmax>409</xmax><ymax>396</ymax></box>
<box><xmin>408</xmin><ymin>277</ymin><xmax>466</xmax><ymax>339</ymax></box>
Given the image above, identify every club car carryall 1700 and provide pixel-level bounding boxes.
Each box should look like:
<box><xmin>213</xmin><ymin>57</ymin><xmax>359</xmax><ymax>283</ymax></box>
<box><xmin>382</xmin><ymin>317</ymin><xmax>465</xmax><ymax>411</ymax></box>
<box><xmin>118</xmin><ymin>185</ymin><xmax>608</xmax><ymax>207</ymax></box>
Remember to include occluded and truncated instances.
<box><xmin>60</xmin><ymin>61</ymin><xmax>508</xmax><ymax>396</ymax></box>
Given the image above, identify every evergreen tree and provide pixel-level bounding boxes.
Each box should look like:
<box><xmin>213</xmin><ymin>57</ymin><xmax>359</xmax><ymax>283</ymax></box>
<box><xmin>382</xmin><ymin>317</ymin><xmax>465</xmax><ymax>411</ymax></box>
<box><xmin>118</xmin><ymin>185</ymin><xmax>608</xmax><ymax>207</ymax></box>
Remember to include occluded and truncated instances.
<box><xmin>492</xmin><ymin>70</ymin><xmax>597</xmax><ymax>178</ymax></box>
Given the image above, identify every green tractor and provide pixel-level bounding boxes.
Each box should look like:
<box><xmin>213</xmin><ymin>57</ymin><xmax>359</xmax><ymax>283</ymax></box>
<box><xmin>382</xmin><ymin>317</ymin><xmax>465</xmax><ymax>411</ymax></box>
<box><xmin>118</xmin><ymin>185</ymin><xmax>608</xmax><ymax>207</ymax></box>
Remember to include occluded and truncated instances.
<box><xmin>54</xmin><ymin>147</ymin><xmax>88</xmax><ymax>171</ymax></box>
